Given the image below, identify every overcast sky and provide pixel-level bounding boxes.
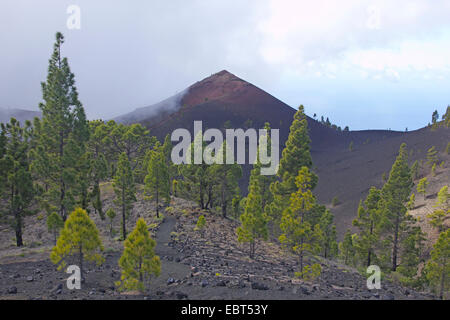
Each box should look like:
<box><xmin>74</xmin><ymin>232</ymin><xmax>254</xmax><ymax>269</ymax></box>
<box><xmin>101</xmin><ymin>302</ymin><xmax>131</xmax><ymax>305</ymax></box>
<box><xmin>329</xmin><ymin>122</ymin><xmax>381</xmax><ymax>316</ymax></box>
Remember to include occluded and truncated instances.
<box><xmin>1</xmin><ymin>0</ymin><xmax>450</xmax><ymax>130</ymax></box>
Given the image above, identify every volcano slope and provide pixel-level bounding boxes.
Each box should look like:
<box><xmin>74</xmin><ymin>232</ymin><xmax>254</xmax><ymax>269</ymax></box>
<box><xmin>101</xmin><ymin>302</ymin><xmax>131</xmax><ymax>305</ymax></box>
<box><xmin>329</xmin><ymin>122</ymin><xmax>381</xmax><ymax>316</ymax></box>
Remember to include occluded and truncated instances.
<box><xmin>0</xmin><ymin>197</ymin><xmax>434</xmax><ymax>300</ymax></box>
<box><xmin>116</xmin><ymin>70</ymin><xmax>450</xmax><ymax>236</ymax></box>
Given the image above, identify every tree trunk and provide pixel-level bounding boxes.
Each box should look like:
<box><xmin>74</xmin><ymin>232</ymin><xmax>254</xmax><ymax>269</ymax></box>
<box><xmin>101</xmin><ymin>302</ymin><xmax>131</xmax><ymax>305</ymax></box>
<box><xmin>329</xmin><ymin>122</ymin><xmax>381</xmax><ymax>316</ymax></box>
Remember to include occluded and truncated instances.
<box><xmin>439</xmin><ymin>266</ymin><xmax>446</xmax><ymax>300</ymax></box>
<box><xmin>15</xmin><ymin>222</ymin><xmax>23</xmax><ymax>247</ymax></box>
<box><xmin>368</xmin><ymin>221</ymin><xmax>374</xmax><ymax>267</ymax></box>
<box><xmin>392</xmin><ymin>213</ymin><xmax>400</xmax><ymax>271</ymax></box>
<box><xmin>14</xmin><ymin>206</ymin><xmax>23</xmax><ymax>247</ymax></box>
<box><xmin>60</xmin><ymin>130</ymin><xmax>66</xmax><ymax>221</ymax></box>
<box><xmin>122</xmin><ymin>187</ymin><xmax>126</xmax><ymax>240</ymax></box>
<box><xmin>221</xmin><ymin>177</ymin><xmax>227</xmax><ymax>217</ymax></box>
<box><xmin>299</xmin><ymin>252</ymin><xmax>304</xmax><ymax>277</ymax></box>
<box><xmin>156</xmin><ymin>185</ymin><xmax>159</xmax><ymax>218</ymax></box>
<box><xmin>198</xmin><ymin>179</ymin><xmax>204</xmax><ymax>209</ymax></box>
<box><xmin>79</xmin><ymin>244</ymin><xmax>84</xmax><ymax>282</ymax></box>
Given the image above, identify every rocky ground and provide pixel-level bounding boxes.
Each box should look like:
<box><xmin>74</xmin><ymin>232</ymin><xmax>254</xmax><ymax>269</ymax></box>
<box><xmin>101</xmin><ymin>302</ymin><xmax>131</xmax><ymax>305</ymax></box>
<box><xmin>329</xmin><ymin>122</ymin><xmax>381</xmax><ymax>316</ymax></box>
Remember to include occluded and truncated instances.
<box><xmin>0</xmin><ymin>196</ymin><xmax>437</xmax><ymax>300</ymax></box>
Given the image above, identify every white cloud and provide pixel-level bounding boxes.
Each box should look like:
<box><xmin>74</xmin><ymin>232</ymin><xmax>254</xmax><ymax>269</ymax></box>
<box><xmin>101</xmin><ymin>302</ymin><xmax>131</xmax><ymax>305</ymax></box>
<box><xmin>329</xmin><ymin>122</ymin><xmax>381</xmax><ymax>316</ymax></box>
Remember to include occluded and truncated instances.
<box><xmin>256</xmin><ymin>0</ymin><xmax>450</xmax><ymax>79</ymax></box>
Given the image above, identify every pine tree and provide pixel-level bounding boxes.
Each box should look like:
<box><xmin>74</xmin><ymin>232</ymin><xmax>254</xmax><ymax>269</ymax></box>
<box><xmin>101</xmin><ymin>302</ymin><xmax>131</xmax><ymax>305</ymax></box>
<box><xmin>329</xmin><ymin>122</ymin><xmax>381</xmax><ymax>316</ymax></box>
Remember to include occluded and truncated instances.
<box><xmin>236</xmin><ymin>163</ymin><xmax>268</xmax><ymax>258</ymax></box>
<box><xmin>85</xmin><ymin>121</ymin><xmax>110</xmax><ymax>218</ymax></box>
<box><xmin>266</xmin><ymin>106</ymin><xmax>316</xmax><ymax>227</ymax></box>
<box><xmin>411</xmin><ymin>160</ymin><xmax>419</xmax><ymax>180</ymax></box>
<box><xmin>162</xmin><ymin>134</ymin><xmax>176</xmax><ymax>195</ymax></box>
<box><xmin>428</xmin><ymin>210</ymin><xmax>447</xmax><ymax>232</ymax></box>
<box><xmin>424</xmin><ymin>229</ymin><xmax>449</xmax><ymax>300</ymax></box>
<box><xmin>32</xmin><ymin>32</ymin><xmax>90</xmax><ymax>221</ymax></box>
<box><xmin>417</xmin><ymin>177</ymin><xmax>428</xmax><ymax>200</ymax></box>
<box><xmin>50</xmin><ymin>208</ymin><xmax>104</xmax><ymax>281</ymax></box>
<box><xmin>426</xmin><ymin>146</ymin><xmax>438</xmax><ymax>167</ymax></box>
<box><xmin>109</xmin><ymin>123</ymin><xmax>156</xmax><ymax>182</ymax></box>
<box><xmin>397</xmin><ymin>223</ymin><xmax>425</xmax><ymax>278</ymax></box>
<box><xmin>87</xmin><ymin>120</ymin><xmax>116</xmax><ymax>176</ymax></box>
<box><xmin>195</xmin><ymin>215</ymin><xmax>206</xmax><ymax>237</ymax></box>
<box><xmin>144</xmin><ymin>142</ymin><xmax>170</xmax><ymax>218</ymax></box>
<box><xmin>427</xmin><ymin>186</ymin><xmax>449</xmax><ymax>232</ymax></box>
<box><xmin>210</xmin><ymin>141</ymin><xmax>242</xmax><ymax>217</ymax></box>
<box><xmin>0</xmin><ymin>125</ymin><xmax>5</xmax><ymax>150</ymax></box>
<box><xmin>90</xmin><ymin>153</ymin><xmax>108</xmax><ymax>219</ymax></box>
<box><xmin>432</xmin><ymin>110</ymin><xmax>439</xmax><ymax>126</ymax></box>
<box><xmin>318</xmin><ymin>208</ymin><xmax>338</xmax><ymax>259</ymax></box>
<box><xmin>407</xmin><ymin>193</ymin><xmax>416</xmax><ymax>210</ymax></box>
<box><xmin>255</xmin><ymin>123</ymin><xmax>277</xmax><ymax>210</ymax></box>
<box><xmin>47</xmin><ymin>212</ymin><xmax>64</xmax><ymax>245</ymax></box>
<box><xmin>106</xmin><ymin>208</ymin><xmax>116</xmax><ymax>237</ymax></box>
<box><xmin>279</xmin><ymin>167</ymin><xmax>323</xmax><ymax>278</ymax></box>
<box><xmin>117</xmin><ymin>218</ymin><xmax>161</xmax><ymax>292</ymax></box>
<box><xmin>379</xmin><ymin>143</ymin><xmax>415</xmax><ymax>271</ymax></box>
<box><xmin>443</xmin><ymin>106</ymin><xmax>450</xmax><ymax>127</ymax></box>
<box><xmin>178</xmin><ymin>134</ymin><xmax>214</xmax><ymax>209</ymax></box>
<box><xmin>231</xmin><ymin>194</ymin><xmax>242</xmax><ymax>219</ymax></box>
<box><xmin>352</xmin><ymin>187</ymin><xmax>382</xmax><ymax>267</ymax></box>
<box><xmin>435</xmin><ymin>186</ymin><xmax>449</xmax><ymax>211</ymax></box>
<box><xmin>339</xmin><ymin>230</ymin><xmax>355</xmax><ymax>265</ymax></box>
<box><xmin>172</xmin><ymin>179</ymin><xmax>178</xmax><ymax>197</ymax></box>
<box><xmin>113</xmin><ymin>152</ymin><xmax>136</xmax><ymax>240</ymax></box>
<box><xmin>0</xmin><ymin>119</ymin><xmax>35</xmax><ymax>246</ymax></box>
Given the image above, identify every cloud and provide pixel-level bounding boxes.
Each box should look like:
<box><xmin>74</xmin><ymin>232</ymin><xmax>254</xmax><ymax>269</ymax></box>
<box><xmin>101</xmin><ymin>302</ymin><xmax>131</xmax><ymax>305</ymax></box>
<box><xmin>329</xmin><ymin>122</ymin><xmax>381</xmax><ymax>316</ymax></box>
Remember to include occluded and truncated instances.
<box><xmin>1</xmin><ymin>0</ymin><xmax>450</xmax><ymax>130</ymax></box>
<box><xmin>256</xmin><ymin>0</ymin><xmax>450</xmax><ymax>77</ymax></box>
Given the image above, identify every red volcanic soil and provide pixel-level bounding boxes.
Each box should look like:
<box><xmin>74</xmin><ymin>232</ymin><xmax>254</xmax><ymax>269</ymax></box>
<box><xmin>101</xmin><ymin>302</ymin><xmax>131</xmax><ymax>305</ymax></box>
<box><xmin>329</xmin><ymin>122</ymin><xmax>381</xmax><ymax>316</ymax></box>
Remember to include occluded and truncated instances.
<box><xmin>117</xmin><ymin>70</ymin><xmax>450</xmax><ymax>237</ymax></box>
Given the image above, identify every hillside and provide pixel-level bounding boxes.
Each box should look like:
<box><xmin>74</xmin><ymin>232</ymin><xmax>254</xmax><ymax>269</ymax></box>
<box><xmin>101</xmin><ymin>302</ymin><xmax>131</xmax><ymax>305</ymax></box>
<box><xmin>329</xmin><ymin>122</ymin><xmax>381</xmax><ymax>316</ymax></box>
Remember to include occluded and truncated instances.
<box><xmin>116</xmin><ymin>70</ymin><xmax>450</xmax><ymax>236</ymax></box>
<box><xmin>0</xmin><ymin>190</ymin><xmax>434</xmax><ymax>300</ymax></box>
<box><xmin>0</xmin><ymin>107</ymin><xmax>41</xmax><ymax>124</ymax></box>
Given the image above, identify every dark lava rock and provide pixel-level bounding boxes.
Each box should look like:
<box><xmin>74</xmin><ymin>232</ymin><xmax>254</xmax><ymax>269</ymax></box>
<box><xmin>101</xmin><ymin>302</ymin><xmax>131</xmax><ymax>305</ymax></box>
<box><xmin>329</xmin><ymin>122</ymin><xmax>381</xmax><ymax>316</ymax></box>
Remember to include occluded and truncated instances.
<box><xmin>7</xmin><ymin>286</ymin><xmax>17</xmax><ymax>294</ymax></box>
<box><xmin>300</xmin><ymin>286</ymin><xmax>311</xmax><ymax>295</ymax></box>
<box><xmin>174</xmin><ymin>291</ymin><xmax>188</xmax><ymax>300</ymax></box>
<box><xmin>215</xmin><ymin>280</ymin><xmax>226</xmax><ymax>287</ymax></box>
<box><xmin>201</xmin><ymin>279</ymin><xmax>209</xmax><ymax>287</ymax></box>
<box><xmin>50</xmin><ymin>283</ymin><xmax>63</xmax><ymax>295</ymax></box>
<box><xmin>251</xmin><ymin>282</ymin><xmax>269</xmax><ymax>290</ymax></box>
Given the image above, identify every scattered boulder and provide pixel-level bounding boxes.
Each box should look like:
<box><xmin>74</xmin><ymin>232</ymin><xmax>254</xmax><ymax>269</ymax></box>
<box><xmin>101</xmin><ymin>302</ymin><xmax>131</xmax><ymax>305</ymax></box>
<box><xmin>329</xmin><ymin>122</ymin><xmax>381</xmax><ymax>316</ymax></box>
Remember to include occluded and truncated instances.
<box><xmin>7</xmin><ymin>286</ymin><xmax>17</xmax><ymax>294</ymax></box>
<box><xmin>251</xmin><ymin>282</ymin><xmax>269</xmax><ymax>290</ymax></box>
<box><xmin>50</xmin><ymin>283</ymin><xmax>63</xmax><ymax>295</ymax></box>
<box><xmin>201</xmin><ymin>279</ymin><xmax>209</xmax><ymax>287</ymax></box>
<box><xmin>174</xmin><ymin>291</ymin><xmax>188</xmax><ymax>300</ymax></box>
<box><xmin>215</xmin><ymin>280</ymin><xmax>226</xmax><ymax>287</ymax></box>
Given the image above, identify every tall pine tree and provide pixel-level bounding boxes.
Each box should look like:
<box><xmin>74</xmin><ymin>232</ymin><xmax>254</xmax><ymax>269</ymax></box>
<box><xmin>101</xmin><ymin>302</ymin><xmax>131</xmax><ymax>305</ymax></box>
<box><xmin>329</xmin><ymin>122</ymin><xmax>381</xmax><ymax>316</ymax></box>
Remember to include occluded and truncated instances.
<box><xmin>379</xmin><ymin>143</ymin><xmax>415</xmax><ymax>271</ymax></box>
<box><xmin>279</xmin><ymin>166</ymin><xmax>323</xmax><ymax>278</ymax></box>
<box><xmin>210</xmin><ymin>141</ymin><xmax>242</xmax><ymax>217</ymax></box>
<box><xmin>352</xmin><ymin>187</ymin><xmax>382</xmax><ymax>267</ymax></box>
<box><xmin>144</xmin><ymin>142</ymin><xmax>170</xmax><ymax>218</ymax></box>
<box><xmin>32</xmin><ymin>32</ymin><xmax>89</xmax><ymax>220</ymax></box>
<box><xmin>236</xmin><ymin>161</ymin><xmax>268</xmax><ymax>258</ymax></box>
<box><xmin>113</xmin><ymin>152</ymin><xmax>136</xmax><ymax>239</ymax></box>
<box><xmin>117</xmin><ymin>218</ymin><xmax>161</xmax><ymax>292</ymax></box>
<box><xmin>266</xmin><ymin>106</ymin><xmax>316</xmax><ymax>229</ymax></box>
<box><xmin>0</xmin><ymin>119</ymin><xmax>35</xmax><ymax>246</ymax></box>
